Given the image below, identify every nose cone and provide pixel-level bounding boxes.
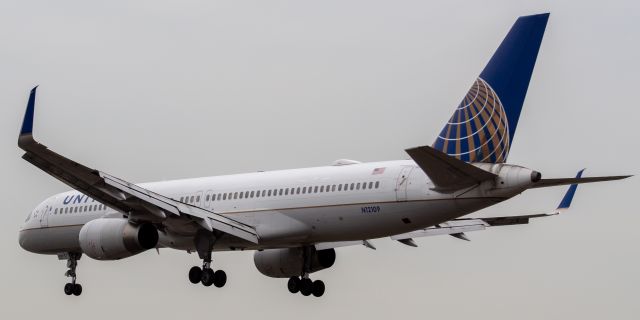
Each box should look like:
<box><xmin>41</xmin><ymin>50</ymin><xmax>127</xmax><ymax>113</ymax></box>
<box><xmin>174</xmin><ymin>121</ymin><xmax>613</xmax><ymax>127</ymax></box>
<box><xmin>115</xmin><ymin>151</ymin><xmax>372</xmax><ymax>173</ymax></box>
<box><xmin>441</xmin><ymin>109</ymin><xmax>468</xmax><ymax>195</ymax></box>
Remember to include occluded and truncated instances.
<box><xmin>18</xmin><ymin>229</ymin><xmax>31</xmax><ymax>252</ymax></box>
<box><xmin>18</xmin><ymin>228</ymin><xmax>44</xmax><ymax>254</ymax></box>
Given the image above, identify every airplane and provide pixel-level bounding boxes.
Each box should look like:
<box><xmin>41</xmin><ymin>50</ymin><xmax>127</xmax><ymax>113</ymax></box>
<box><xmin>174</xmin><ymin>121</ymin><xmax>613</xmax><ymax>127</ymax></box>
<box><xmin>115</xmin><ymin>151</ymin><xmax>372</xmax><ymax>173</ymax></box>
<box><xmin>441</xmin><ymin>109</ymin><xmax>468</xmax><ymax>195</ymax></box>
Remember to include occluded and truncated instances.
<box><xmin>17</xmin><ymin>13</ymin><xmax>631</xmax><ymax>298</ymax></box>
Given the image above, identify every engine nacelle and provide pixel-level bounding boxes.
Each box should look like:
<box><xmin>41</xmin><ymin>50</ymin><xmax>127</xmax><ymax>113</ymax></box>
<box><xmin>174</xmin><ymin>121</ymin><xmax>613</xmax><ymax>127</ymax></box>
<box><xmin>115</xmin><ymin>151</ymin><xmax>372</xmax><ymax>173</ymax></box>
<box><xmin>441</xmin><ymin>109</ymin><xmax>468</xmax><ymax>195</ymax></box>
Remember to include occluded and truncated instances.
<box><xmin>79</xmin><ymin>218</ymin><xmax>158</xmax><ymax>260</ymax></box>
<box><xmin>254</xmin><ymin>248</ymin><xmax>336</xmax><ymax>278</ymax></box>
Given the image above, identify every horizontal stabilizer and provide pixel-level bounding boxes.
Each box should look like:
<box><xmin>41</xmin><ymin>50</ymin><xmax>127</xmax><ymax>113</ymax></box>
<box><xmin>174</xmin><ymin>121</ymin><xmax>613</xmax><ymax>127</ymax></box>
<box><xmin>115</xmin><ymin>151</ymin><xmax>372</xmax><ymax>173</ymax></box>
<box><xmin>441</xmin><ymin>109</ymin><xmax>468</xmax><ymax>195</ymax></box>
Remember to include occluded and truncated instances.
<box><xmin>531</xmin><ymin>175</ymin><xmax>631</xmax><ymax>189</ymax></box>
<box><xmin>389</xmin><ymin>175</ymin><xmax>595</xmax><ymax>244</ymax></box>
<box><xmin>406</xmin><ymin>145</ymin><xmax>496</xmax><ymax>192</ymax></box>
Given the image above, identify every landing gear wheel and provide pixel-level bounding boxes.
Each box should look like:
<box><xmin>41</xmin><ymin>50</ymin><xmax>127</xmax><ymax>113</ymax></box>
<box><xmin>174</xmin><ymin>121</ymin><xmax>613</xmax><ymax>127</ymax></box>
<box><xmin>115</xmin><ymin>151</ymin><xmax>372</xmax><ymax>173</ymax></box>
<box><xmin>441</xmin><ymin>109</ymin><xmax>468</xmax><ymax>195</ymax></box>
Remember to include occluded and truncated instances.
<box><xmin>64</xmin><ymin>283</ymin><xmax>73</xmax><ymax>295</ymax></box>
<box><xmin>287</xmin><ymin>277</ymin><xmax>300</xmax><ymax>294</ymax></box>
<box><xmin>312</xmin><ymin>280</ymin><xmax>325</xmax><ymax>297</ymax></box>
<box><xmin>189</xmin><ymin>266</ymin><xmax>202</xmax><ymax>284</ymax></box>
<box><xmin>213</xmin><ymin>270</ymin><xmax>227</xmax><ymax>288</ymax></box>
<box><xmin>300</xmin><ymin>278</ymin><xmax>313</xmax><ymax>296</ymax></box>
<box><xmin>201</xmin><ymin>268</ymin><xmax>215</xmax><ymax>287</ymax></box>
<box><xmin>72</xmin><ymin>283</ymin><xmax>82</xmax><ymax>296</ymax></box>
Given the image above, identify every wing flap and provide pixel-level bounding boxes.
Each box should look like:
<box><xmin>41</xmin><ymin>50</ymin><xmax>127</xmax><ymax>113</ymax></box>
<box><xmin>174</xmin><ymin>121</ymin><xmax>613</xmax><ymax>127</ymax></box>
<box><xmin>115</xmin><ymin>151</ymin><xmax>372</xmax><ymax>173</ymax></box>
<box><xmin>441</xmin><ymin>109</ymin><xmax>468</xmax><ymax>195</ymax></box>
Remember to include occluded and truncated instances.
<box><xmin>391</xmin><ymin>220</ymin><xmax>489</xmax><ymax>241</ymax></box>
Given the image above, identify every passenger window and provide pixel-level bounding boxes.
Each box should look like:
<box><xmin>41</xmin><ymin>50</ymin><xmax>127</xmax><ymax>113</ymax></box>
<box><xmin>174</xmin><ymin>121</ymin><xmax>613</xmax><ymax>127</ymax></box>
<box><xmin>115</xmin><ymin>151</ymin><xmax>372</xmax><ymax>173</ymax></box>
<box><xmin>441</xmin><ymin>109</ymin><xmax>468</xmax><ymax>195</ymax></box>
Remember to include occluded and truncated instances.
<box><xmin>285</xmin><ymin>188</ymin><xmax>289</xmax><ymax>195</ymax></box>
<box><xmin>217</xmin><ymin>194</ymin><xmax>222</xmax><ymax>201</ymax></box>
<box><xmin>260</xmin><ymin>190</ymin><xmax>265</xmax><ymax>197</ymax></box>
<box><xmin>331</xmin><ymin>185</ymin><xmax>336</xmax><ymax>192</ymax></box>
<box><xmin>302</xmin><ymin>187</ymin><xmax>306</xmax><ymax>194</ymax></box>
<box><xmin>234</xmin><ymin>192</ymin><xmax>238</xmax><ymax>199</ymax></box>
<box><xmin>375</xmin><ymin>181</ymin><xmax>380</xmax><ymax>188</ymax></box>
<box><xmin>239</xmin><ymin>192</ymin><xmax>244</xmax><ymax>199</ymax></box>
<box><xmin>250</xmin><ymin>191</ymin><xmax>254</xmax><ymax>198</ymax></box>
<box><xmin>196</xmin><ymin>196</ymin><xmax>200</xmax><ymax>202</ymax></box>
<box><xmin>369</xmin><ymin>182</ymin><xmax>373</xmax><ymax>189</ymax></box>
<box><xmin>223</xmin><ymin>193</ymin><xmax>227</xmax><ymax>200</ymax></box>
<box><xmin>189</xmin><ymin>196</ymin><xmax>194</xmax><ymax>203</ymax></box>
<box><xmin>320</xmin><ymin>186</ymin><xmax>324</xmax><ymax>192</ymax></box>
<box><xmin>206</xmin><ymin>195</ymin><xmax>210</xmax><ymax>201</ymax></box>
<box><xmin>350</xmin><ymin>183</ymin><xmax>355</xmax><ymax>190</ymax></box>
<box><xmin>268</xmin><ymin>190</ymin><xmax>272</xmax><ymax>196</ymax></box>
<box><xmin>180</xmin><ymin>197</ymin><xmax>184</xmax><ymax>202</ymax></box>
<box><xmin>356</xmin><ymin>183</ymin><xmax>361</xmax><ymax>190</ymax></box>
<box><xmin>279</xmin><ymin>189</ymin><xmax>283</xmax><ymax>196</ymax></box>
<box><xmin>314</xmin><ymin>186</ymin><xmax>318</xmax><ymax>193</ymax></box>
<box><xmin>338</xmin><ymin>184</ymin><xmax>342</xmax><ymax>191</ymax></box>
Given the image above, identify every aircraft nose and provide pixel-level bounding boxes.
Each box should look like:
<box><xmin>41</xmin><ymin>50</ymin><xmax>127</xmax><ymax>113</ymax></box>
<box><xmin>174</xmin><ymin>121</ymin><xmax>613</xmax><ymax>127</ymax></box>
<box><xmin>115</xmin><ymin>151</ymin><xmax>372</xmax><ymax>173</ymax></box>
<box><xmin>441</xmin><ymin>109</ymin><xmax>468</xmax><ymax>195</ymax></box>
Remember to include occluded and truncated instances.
<box><xmin>18</xmin><ymin>228</ymin><xmax>41</xmax><ymax>254</ymax></box>
<box><xmin>18</xmin><ymin>229</ymin><xmax>29</xmax><ymax>251</ymax></box>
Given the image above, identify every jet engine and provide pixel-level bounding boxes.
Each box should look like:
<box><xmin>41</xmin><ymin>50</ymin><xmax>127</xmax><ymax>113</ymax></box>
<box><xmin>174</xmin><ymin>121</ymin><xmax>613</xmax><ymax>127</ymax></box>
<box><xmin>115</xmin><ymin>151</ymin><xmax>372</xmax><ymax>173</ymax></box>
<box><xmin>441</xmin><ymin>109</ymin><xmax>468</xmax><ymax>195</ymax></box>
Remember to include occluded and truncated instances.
<box><xmin>79</xmin><ymin>218</ymin><xmax>158</xmax><ymax>260</ymax></box>
<box><xmin>254</xmin><ymin>247</ymin><xmax>336</xmax><ymax>278</ymax></box>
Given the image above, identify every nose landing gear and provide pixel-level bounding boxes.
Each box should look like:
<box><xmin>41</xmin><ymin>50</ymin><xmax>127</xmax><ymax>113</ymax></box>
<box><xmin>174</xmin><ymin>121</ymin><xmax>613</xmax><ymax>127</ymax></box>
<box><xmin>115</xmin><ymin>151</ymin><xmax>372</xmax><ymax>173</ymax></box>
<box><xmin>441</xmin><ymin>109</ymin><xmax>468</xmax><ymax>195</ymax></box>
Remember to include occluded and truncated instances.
<box><xmin>60</xmin><ymin>253</ymin><xmax>82</xmax><ymax>296</ymax></box>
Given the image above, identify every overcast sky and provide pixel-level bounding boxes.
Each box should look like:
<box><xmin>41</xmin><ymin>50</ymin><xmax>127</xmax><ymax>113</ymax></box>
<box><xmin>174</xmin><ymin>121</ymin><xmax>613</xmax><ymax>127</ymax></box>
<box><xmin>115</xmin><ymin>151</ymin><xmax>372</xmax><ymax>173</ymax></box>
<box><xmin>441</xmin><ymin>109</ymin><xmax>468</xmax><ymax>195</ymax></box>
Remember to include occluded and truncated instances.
<box><xmin>1</xmin><ymin>1</ymin><xmax>638</xmax><ymax>319</ymax></box>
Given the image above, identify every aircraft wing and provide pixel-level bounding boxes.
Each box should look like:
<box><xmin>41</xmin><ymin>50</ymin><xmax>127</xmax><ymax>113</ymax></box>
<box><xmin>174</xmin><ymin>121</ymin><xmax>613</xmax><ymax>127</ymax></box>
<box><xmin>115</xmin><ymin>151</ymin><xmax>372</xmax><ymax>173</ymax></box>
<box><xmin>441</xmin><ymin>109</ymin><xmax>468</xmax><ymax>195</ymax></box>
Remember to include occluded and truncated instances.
<box><xmin>18</xmin><ymin>87</ymin><xmax>258</xmax><ymax>244</ymax></box>
<box><xmin>390</xmin><ymin>170</ymin><xmax>584</xmax><ymax>246</ymax></box>
<box><xmin>390</xmin><ymin>213</ymin><xmax>553</xmax><ymax>244</ymax></box>
<box><xmin>405</xmin><ymin>145</ymin><xmax>497</xmax><ymax>193</ymax></box>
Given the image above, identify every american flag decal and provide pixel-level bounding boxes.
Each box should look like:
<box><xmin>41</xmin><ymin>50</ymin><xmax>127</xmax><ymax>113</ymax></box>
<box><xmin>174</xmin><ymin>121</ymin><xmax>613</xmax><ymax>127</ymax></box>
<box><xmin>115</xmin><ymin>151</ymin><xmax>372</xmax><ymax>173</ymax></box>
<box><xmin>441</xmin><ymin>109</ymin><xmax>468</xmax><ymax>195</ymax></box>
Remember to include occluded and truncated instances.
<box><xmin>372</xmin><ymin>167</ymin><xmax>385</xmax><ymax>175</ymax></box>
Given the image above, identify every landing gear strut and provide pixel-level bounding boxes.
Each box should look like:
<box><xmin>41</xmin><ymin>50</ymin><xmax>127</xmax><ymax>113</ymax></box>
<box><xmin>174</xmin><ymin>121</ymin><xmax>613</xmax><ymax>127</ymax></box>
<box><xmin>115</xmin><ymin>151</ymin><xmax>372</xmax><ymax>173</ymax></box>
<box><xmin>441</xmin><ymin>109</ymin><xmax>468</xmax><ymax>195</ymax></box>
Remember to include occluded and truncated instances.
<box><xmin>188</xmin><ymin>230</ymin><xmax>227</xmax><ymax>288</ymax></box>
<box><xmin>60</xmin><ymin>253</ymin><xmax>82</xmax><ymax>296</ymax></box>
<box><xmin>287</xmin><ymin>246</ymin><xmax>325</xmax><ymax>297</ymax></box>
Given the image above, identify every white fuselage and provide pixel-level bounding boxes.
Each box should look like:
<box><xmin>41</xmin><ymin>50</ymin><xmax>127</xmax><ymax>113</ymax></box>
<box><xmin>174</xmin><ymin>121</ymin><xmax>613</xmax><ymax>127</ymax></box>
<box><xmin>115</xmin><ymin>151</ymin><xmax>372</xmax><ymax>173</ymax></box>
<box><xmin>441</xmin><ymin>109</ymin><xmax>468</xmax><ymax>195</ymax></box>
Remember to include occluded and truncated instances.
<box><xmin>19</xmin><ymin>160</ymin><xmax>527</xmax><ymax>255</ymax></box>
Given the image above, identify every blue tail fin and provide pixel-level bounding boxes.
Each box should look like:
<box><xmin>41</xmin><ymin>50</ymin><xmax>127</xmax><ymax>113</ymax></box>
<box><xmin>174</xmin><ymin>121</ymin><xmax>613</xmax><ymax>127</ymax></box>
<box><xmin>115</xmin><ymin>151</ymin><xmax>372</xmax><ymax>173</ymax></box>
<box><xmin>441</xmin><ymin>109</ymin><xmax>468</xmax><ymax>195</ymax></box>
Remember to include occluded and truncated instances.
<box><xmin>432</xmin><ymin>13</ymin><xmax>549</xmax><ymax>163</ymax></box>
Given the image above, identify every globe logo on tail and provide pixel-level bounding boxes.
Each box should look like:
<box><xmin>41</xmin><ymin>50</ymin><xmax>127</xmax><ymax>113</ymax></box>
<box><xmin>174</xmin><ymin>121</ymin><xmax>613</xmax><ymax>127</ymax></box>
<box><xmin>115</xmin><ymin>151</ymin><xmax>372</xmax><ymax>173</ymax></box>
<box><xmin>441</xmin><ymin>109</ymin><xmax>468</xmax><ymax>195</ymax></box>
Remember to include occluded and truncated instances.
<box><xmin>433</xmin><ymin>78</ymin><xmax>510</xmax><ymax>163</ymax></box>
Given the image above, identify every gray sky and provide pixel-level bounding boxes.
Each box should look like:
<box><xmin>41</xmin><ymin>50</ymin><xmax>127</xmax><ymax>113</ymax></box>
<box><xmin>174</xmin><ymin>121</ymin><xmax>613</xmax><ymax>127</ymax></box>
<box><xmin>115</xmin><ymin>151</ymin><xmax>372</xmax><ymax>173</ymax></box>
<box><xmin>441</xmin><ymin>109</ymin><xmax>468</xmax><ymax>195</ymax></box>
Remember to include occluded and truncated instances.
<box><xmin>1</xmin><ymin>0</ymin><xmax>638</xmax><ymax>319</ymax></box>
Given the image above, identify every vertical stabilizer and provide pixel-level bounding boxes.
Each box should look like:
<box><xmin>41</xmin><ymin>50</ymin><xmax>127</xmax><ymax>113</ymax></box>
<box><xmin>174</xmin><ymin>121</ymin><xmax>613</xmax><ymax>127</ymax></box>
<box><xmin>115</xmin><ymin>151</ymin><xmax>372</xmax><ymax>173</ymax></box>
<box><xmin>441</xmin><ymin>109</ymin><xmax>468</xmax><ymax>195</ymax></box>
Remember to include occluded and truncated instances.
<box><xmin>432</xmin><ymin>13</ymin><xmax>549</xmax><ymax>163</ymax></box>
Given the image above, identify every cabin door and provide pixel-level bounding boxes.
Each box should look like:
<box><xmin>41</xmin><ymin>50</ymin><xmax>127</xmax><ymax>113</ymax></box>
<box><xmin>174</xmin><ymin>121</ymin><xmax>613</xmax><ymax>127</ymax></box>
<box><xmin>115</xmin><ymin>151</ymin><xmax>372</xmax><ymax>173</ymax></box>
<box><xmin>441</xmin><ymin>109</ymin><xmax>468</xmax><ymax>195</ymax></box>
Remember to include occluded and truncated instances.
<box><xmin>395</xmin><ymin>166</ymin><xmax>414</xmax><ymax>201</ymax></box>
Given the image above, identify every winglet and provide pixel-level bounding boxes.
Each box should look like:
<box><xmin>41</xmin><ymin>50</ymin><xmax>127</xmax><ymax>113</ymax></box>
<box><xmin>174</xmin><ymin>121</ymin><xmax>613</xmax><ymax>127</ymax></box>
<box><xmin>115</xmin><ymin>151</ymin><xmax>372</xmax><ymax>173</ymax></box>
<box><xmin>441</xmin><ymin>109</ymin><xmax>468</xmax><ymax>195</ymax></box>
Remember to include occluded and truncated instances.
<box><xmin>20</xmin><ymin>86</ymin><xmax>38</xmax><ymax>136</ymax></box>
<box><xmin>557</xmin><ymin>169</ymin><xmax>585</xmax><ymax>210</ymax></box>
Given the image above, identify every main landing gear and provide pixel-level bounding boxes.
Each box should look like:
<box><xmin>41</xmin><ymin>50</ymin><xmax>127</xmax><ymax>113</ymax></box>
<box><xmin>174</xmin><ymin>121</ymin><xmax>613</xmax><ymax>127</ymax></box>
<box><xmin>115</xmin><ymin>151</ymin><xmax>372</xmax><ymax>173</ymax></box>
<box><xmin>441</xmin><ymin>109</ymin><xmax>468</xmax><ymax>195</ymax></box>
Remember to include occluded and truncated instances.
<box><xmin>287</xmin><ymin>276</ymin><xmax>325</xmax><ymax>297</ymax></box>
<box><xmin>287</xmin><ymin>246</ymin><xmax>325</xmax><ymax>297</ymax></box>
<box><xmin>61</xmin><ymin>253</ymin><xmax>82</xmax><ymax>296</ymax></box>
<box><xmin>188</xmin><ymin>264</ymin><xmax>227</xmax><ymax>287</ymax></box>
<box><xmin>188</xmin><ymin>230</ymin><xmax>226</xmax><ymax>288</ymax></box>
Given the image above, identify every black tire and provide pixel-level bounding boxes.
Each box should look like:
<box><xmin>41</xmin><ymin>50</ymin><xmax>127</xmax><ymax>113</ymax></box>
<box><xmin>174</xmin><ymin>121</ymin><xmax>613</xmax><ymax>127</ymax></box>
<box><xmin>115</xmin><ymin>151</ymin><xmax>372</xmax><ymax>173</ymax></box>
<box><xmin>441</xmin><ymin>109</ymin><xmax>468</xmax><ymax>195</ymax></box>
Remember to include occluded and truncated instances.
<box><xmin>213</xmin><ymin>270</ymin><xmax>227</xmax><ymax>288</ymax></box>
<box><xmin>312</xmin><ymin>280</ymin><xmax>325</xmax><ymax>297</ymax></box>
<box><xmin>201</xmin><ymin>268</ymin><xmax>215</xmax><ymax>287</ymax></box>
<box><xmin>72</xmin><ymin>283</ymin><xmax>82</xmax><ymax>296</ymax></box>
<box><xmin>188</xmin><ymin>266</ymin><xmax>202</xmax><ymax>284</ymax></box>
<box><xmin>287</xmin><ymin>277</ymin><xmax>300</xmax><ymax>294</ymax></box>
<box><xmin>300</xmin><ymin>278</ymin><xmax>313</xmax><ymax>296</ymax></box>
<box><xmin>64</xmin><ymin>283</ymin><xmax>73</xmax><ymax>296</ymax></box>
